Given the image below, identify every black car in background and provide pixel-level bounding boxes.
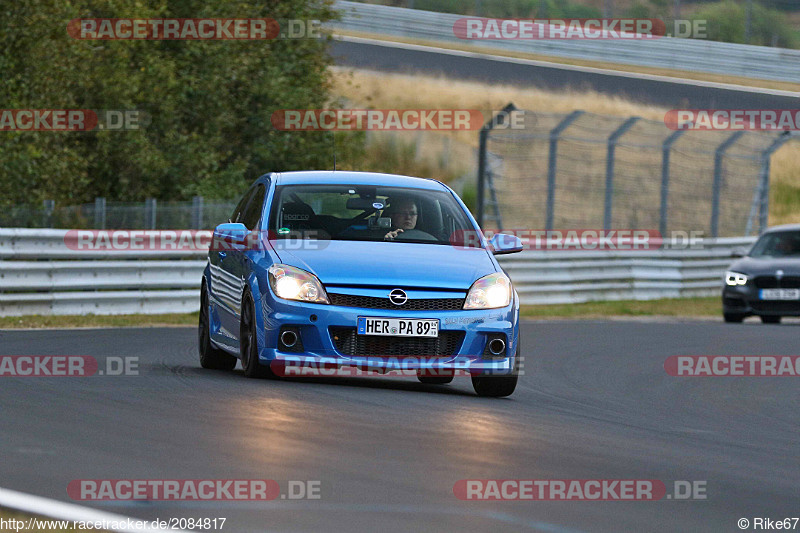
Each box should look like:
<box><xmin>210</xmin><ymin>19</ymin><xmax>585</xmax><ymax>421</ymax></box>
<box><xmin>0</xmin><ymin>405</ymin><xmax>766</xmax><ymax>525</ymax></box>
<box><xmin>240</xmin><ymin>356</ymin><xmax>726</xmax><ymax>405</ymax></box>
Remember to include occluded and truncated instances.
<box><xmin>723</xmin><ymin>225</ymin><xmax>800</xmax><ymax>323</ymax></box>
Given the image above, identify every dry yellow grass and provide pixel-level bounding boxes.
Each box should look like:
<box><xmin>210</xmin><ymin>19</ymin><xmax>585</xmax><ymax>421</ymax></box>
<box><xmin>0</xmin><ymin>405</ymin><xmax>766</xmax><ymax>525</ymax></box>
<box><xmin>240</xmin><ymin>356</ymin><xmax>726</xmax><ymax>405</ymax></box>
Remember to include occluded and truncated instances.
<box><xmin>332</xmin><ymin>66</ymin><xmax>668</xmax><ymax>126</ymax></box>
<box><xmin>770</xmin><ymin>143</ymin><xmax>800</xmax><ymax>225</ymax></box>
<box><xmin>331</xmin><ymin>67</ymin><xmax>800</xmax><ymax>227</ymax></box>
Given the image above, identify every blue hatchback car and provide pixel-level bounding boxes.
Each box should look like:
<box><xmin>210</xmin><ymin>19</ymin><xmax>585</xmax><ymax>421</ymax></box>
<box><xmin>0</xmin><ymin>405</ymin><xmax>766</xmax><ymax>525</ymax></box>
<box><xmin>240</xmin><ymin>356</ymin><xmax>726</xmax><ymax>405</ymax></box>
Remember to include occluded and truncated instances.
<box><xmin>199</xmin><ymin>171</ymin><xmax>523</xmax><ymax>397</ymax></box>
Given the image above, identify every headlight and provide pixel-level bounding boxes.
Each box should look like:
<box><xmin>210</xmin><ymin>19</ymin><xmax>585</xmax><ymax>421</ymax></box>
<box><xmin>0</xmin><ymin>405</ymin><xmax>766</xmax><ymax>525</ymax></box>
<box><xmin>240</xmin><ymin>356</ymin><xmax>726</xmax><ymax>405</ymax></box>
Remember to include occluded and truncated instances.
<box><xmin>268</xmin><ymin>264</ymin><xmax>329</xmax><ymax>303</ymax></box>
<box><xmin>725</xmin><ymin>271</ymin><xmax>748</xmax><ymax>286</ymax></box>
<box><xmin>464</xmin><ymin>273</ymin><xmax>512</xmax><ymax>309</ymax></box>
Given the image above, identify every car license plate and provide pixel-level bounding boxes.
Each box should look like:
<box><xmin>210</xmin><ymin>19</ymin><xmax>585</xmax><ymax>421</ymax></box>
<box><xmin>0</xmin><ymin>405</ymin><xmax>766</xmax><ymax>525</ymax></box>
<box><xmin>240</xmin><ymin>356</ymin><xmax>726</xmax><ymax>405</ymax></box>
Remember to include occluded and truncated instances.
<box><xmin>357</xmin><ymin>317</ymin><xmax>439</xmax><ymax>338</ymax></box>
<box><xmin>760</xmin><ymin>289</ymin><xmax>800</xmax><ymax>300</ymax></box>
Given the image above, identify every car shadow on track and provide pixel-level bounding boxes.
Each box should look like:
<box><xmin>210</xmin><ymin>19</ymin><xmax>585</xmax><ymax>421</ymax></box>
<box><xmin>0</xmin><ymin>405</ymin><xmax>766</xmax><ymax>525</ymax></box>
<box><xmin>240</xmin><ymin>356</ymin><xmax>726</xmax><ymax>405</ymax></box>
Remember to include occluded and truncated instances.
<box><xmin>178</xmin><ymin>365</ymin><xmax>481</xmax><ymax>396</ymax></box>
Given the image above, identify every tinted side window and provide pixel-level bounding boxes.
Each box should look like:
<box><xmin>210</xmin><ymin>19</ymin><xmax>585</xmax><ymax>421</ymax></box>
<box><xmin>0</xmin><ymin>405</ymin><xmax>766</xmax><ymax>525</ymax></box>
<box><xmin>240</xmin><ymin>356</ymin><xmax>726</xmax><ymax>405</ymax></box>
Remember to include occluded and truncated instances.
<box><xmin>231</xmin><ymin>187</ymin><xmax>254</xmax><ymax>224</ymax></box>
<box><xmin>242</xmin><ymin>185</ymin><xmax>266</xmax><ymax>230</ymax></box>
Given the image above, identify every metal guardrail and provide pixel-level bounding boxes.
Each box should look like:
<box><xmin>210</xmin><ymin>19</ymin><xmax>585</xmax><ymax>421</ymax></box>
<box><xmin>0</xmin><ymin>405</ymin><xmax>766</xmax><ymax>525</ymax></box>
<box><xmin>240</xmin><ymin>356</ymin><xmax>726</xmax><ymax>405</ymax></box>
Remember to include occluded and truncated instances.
<box><xmin>0</xmin><ymin>229</ymin><xmax>755</xmax><ymax>315</ymax></box>
<box><xmin>330</xmin><ymin>1</ymin><xmax>800</xmax><ymax>84</ymax></box>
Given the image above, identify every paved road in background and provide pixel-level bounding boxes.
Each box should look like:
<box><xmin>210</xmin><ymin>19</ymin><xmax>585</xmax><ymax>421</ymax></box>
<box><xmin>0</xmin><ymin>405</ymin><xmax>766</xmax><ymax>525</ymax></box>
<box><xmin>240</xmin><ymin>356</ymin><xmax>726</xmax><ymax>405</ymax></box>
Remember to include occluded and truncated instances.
<box><xmin>1</xmin><ymin>321</ymin><xmax>798</xmax><ymax>532</ymax></box>
<box><xmin>331</xmin><ymin>39</ymin><xmax>800</xmax><ymax>109</ymax></box>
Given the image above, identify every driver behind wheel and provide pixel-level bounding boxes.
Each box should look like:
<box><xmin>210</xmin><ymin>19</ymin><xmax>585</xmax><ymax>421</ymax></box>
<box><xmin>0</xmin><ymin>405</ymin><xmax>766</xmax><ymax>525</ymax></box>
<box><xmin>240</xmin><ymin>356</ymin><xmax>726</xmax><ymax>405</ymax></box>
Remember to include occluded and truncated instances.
<box><xmin>382</xmin><ymin>198</ymin><xmax>418</xmax><ymax>240</ymax></box>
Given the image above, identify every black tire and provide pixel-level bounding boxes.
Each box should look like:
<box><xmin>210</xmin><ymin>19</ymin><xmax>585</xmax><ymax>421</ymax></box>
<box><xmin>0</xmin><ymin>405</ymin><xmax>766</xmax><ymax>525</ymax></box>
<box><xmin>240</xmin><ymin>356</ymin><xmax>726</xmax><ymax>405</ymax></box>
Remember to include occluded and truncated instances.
<box><xmin>760</xmin><ymin>315</ymin><xmax>781</xmax><ymax>324</ymax></box>
<box><xmin>472</xmin><ymin>344</ymin><xmax>519</xmax><ymax>398</ymax></box>
<box><xmin>723</xmin><ymin>312</ymin><xmax>745</xmax><ymax>323</ymax></box>
<box><xmin>417</xmin><ymin>370</ymin><xmax>454</xmax><ymax>385</ymax></box>
<box><xmin>199</xmin><ymin>283</ymin><xmax>237</xmax><ymax>371</ymax></box>
<box><xmin>240</xmin><ymin>292</ymin><xmax>276</xmax><ymax>379</ymax></box>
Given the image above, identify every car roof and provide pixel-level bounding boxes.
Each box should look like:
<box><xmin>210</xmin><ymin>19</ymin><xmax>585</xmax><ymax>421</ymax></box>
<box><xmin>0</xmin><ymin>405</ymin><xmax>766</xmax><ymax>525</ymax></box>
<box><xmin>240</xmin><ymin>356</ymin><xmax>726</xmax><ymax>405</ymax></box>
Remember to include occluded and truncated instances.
<box><xmin>272</xmin><ymin>171</ymin><xmax>447</xmax><ymax>191</ymax></box>
<box><xmin>765</xmin><ymin>224</ymin><xmax>800</xmax><ymax>233</ymax></box>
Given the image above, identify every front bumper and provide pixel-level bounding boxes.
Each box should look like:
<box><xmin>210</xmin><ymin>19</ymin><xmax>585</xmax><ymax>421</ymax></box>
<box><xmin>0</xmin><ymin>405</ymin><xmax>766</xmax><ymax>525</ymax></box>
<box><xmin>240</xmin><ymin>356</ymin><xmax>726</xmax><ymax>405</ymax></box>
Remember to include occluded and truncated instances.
<box><xmin>257</xmin><ymin>294</ymin><xmax>519</xmax><ymax>376</ymax></box>
<box><xmin>722</xmin><ymin>285</ymin><xmax>800</xmax><ymax>316</ymax></box>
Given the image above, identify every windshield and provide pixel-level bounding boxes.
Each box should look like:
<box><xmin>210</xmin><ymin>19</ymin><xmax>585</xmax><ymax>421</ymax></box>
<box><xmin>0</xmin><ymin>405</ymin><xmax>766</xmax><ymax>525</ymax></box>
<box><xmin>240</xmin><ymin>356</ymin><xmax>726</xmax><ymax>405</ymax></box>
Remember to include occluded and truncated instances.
<box><xmin>268</xmin><ymin>184</ymin><xmax>479</xmax><ymax>246</ymax></box>
<box><xmin>749</xmin><ymin>231</ymin><xmax>800</xmax><ymax>258</ymax></box>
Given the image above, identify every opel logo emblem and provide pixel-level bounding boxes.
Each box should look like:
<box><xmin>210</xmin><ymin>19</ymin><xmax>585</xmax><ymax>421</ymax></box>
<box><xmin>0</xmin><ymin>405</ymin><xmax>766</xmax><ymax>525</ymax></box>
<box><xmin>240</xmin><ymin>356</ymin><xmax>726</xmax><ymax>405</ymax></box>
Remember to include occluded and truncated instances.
<box><xmin>389</xmin><ymin>289</ymin><xmax>407</xmax><ymax>306</ymax></box>
<box><xmin>777</xmin><ymin>270</ymin><xmax>784</xmax><ymax>280</ymax></box>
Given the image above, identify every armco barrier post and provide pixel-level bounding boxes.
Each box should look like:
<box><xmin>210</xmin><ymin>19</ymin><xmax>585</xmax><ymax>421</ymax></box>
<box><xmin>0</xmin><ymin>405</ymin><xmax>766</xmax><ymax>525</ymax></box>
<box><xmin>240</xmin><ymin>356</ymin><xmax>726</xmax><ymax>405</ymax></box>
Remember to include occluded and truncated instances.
<box><xmin>659</xmin><ymin>130</ymin><xmax>686</xmax><ymax>236</ymax></box>
<box><xmin>604</xmin><ymin>117</ymin><xmax>640</xmax><ymax>230</ymax></box>
<box><xmin>546</xmin><ymin>110</ymin><xmax>584</xmax><ymax>230</ymax></box>
<box><xmin>711</xmin><ymin>131</ymin><xmax>745</xmax><ymax>238</ymax></box>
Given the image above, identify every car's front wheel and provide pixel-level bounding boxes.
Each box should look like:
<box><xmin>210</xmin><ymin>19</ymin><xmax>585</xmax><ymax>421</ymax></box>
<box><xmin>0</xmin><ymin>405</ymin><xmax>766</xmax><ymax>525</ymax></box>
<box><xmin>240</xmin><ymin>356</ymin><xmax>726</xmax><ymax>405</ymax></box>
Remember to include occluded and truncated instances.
<box><xmin>472</xmin><ymin>344</ymin><xmax>519</xmax><ymax>398</ymax></box>
<box><xmin>199</xmin><ymin>283</ymin><xmax>237</xmax><ymax>371</ymax></box>
<box><xmin>240</xmin><ymin>292</ymin><xmax>276</xmax><ymax>379</ymax></box>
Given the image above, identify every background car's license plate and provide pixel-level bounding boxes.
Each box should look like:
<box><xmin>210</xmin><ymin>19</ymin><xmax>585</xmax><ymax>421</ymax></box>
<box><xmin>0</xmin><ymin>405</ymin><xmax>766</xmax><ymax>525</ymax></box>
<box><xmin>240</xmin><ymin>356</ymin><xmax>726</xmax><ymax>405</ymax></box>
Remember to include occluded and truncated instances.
<box><xmin>357</xmin><ymin>317</ymin><xmax>439</xmax><ymax>337</ymax></box>
<box><xmin>760</xmin><ymin>289</ymin><xmax>800</xmax><ymax>300</ymax></box>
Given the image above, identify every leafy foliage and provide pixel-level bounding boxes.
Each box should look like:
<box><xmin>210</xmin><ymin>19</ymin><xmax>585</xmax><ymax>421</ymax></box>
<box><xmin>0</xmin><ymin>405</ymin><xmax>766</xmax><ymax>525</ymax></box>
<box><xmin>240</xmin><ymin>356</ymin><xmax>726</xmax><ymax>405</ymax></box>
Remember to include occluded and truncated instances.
<box><xmin>0</xmin><ymin>0</ymin><xmax>353</xmax><ymax>206</ymax></box>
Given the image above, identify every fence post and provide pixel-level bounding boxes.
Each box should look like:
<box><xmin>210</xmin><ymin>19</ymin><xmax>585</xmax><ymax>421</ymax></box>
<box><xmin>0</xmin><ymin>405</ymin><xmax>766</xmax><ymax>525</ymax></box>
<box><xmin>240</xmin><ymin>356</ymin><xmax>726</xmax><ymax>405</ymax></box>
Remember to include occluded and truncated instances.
<box><xmin>42</xmin><ymin>200</ymin><xmax>55</xmax><ymax>228</ymax></box>
<box><xmin>754</xmin><ymin>133</ymin><xmax>792</xmax><ymax>234</ymax></box>
<box><xmin>604</xmin><ymin>117</ymin><xmax>640</xmax><ymax>231</ymax></box>
<box><xmin>94</xmin><ymin>197</ymin><xmax>106</xmax><ymax>229</ymax></box>
<box><xmin>546</xmin><ymin>110</ymin><xmax>584</xmax><ymax>230</ymax></box>
<box><xmin>477</xmin><ymin>128</ymin><xmax>488</xmax><ymax>227</ymax></box>
<box><xmin>145</xmin><ymin>198</ymin><xmax>157</xmax><ymax>230</ymax></box>
<box><xmin>659</xmin><ymin>130</ymin><xmax>686</xmax><ymax>236</ymax></box>
<box><xmin>477</xmin><ymin>103</ymin><xmax>516</xmax><ymax>227</ymax></box>
<box><xmin>711</xmin><ymin>131</ymin><xmax>745</xmax><ymax>238</ymax></box>
<box><xmin>192</xmin><ymin>196</ymin><xmax>204</xmax><ymax>229</ymax></box>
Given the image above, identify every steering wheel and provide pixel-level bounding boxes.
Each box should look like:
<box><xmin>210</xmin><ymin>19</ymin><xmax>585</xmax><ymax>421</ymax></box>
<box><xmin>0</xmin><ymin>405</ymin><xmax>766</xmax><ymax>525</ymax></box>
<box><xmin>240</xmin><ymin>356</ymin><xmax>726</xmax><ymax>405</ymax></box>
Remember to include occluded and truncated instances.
<box><xmin>394</xmin><ymin>229</ymin><xmax>437</xmax><ymax>242</ymax></box>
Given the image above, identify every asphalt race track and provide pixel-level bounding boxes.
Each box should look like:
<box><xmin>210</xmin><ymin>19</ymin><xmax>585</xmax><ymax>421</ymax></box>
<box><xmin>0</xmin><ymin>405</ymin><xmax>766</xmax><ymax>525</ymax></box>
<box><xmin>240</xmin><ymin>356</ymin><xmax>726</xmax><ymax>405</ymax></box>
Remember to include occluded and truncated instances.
<box><xmin>1</xmin><ymin>321</ymin><xmax>798</xmax><ymax>532</ymax></box>
<box><xmin>331</xmin><ymin>39</ymin><xmax>800</xmax><ymax>109</ymax></box>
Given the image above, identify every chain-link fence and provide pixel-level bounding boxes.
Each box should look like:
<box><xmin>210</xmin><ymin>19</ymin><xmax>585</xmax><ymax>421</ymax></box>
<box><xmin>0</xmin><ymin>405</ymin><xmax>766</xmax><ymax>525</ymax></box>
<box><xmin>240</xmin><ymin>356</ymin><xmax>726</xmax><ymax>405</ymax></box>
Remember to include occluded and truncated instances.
<box><xmin>0</xmin><ymin>197</ymin><xmax>238</xmax><ymax>230</ymax></box>
<box><xmin>477</xmin><ymin>105</ymin><xmax>795</xmax><ymax>237</ymax></box>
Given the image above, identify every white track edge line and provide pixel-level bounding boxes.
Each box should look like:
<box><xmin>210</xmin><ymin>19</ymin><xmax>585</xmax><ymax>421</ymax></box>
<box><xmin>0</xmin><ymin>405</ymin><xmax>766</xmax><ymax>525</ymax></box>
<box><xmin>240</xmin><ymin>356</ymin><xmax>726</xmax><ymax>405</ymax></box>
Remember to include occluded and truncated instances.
<box><xmin>0</xmin><ymin>487</ymin><xmax>187</xmax><ymax>532</ymax></box>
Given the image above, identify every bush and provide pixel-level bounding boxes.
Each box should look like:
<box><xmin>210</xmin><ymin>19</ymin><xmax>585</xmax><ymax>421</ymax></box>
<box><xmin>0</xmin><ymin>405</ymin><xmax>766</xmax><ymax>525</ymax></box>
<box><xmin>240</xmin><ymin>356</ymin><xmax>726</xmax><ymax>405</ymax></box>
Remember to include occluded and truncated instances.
<box><xmin>690</xmin><ymin>0</ymin><xmax>798</xmax><ymax>48</ymax></box>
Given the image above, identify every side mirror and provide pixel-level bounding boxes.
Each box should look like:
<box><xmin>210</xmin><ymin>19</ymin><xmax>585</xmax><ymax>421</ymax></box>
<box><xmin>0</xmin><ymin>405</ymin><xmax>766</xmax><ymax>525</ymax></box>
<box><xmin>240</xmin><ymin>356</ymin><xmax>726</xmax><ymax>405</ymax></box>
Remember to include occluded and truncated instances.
<box><xmin>730</xmin><ymin>247</ymin><xmax>747</xmax><ymax>258</ymax></box>
<box><xmin>213</xmin><ymin>222</ymin><xmax>249</xmax><ymax>249</ymax></box>
<box><xmin>488</xmin><ymin>233</ymin><xmax>524</xmax><ymax>255</ymax></box>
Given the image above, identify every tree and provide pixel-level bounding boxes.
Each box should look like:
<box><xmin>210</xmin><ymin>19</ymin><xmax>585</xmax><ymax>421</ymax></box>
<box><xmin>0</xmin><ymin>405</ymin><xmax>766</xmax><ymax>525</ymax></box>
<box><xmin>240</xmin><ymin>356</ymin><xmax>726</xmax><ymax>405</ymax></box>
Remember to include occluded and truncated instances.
<box><xmin>0</xmin><ymin>0</ymin><xmax>353</xmax><ymax>206</ymax></box>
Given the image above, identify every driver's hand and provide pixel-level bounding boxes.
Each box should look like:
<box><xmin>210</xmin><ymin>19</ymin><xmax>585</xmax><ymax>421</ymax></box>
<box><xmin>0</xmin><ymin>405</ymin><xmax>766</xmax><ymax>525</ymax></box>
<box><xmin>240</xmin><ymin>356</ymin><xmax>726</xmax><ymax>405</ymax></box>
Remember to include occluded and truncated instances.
<box><xmin>384</xmin><ymin>229</ymin><xmax>404</xmax><ymax>240</ymax></box>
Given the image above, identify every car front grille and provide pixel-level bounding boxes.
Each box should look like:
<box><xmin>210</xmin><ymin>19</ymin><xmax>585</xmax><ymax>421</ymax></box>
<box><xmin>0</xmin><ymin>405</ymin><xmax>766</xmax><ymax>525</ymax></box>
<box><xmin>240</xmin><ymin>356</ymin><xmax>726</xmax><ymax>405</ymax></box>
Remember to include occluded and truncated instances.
<box><xmin>753</xmin><ymin>276</ymin><xmax>800</xmax><ymax>289</ymax></box>
<box><xmin>329</xmin><ymin>327</ymin><xmax>465</xmax><ymax>357</ymax></box>
<box><xmin>328</xmin><ymin>293</ymin><xmax>464</xmax><ymax>311</ymax></box>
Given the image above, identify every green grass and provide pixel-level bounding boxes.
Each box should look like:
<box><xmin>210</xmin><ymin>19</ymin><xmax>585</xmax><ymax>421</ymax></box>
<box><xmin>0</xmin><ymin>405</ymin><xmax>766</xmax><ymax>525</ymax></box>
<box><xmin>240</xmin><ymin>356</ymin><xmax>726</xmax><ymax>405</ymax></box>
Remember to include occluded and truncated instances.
<box><xmin>519</xmin><ymin>297</ymin><xmax>721</xmax><ymax>319</ymax></box>
<box><xmin>0</xmin><ymin>299</ymin><xmax>722</xmax><ymax>329</ymax></box>
<box><xmin>0</xmin><ymin>313</ymin><xmax>197</xmax><ymax>329</ymax></box>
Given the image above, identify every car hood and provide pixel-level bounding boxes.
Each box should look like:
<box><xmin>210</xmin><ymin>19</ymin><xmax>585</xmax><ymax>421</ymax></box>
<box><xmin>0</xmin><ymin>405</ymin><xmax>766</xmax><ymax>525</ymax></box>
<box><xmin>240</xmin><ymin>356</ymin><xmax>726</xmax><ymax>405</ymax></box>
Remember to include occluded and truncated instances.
<box><xmin>729</xmin><ymin>256</ymin><xmax>800</xmax><ymax>275</ymax></box>
<box><xmin>272</xmin><ymin>240</ymin><xmax>496</xmax><ymax>289</ymax></box>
